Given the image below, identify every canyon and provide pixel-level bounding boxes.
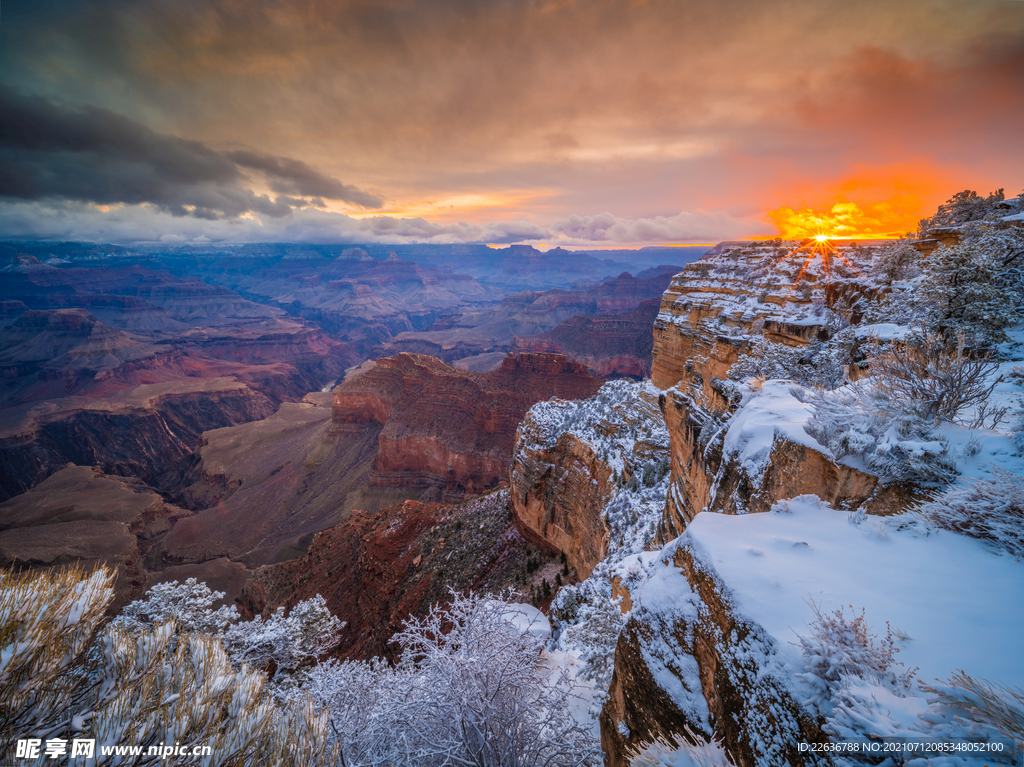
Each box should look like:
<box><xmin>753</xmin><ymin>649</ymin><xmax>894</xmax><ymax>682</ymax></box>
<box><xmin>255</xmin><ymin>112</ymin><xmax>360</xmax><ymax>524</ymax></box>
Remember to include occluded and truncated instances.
<box><xmin>3</xmin><ymin>222</ymin><xmax>1021</xmax><ymax>766</ymax></box>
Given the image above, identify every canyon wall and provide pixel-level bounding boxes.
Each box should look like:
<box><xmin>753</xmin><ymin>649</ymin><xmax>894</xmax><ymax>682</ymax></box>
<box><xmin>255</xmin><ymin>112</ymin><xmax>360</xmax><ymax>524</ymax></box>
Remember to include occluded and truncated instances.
<box><xmin>333</xmin><ymin>352</ymin><xmax>603</xmax><ymax>502</ymax></box>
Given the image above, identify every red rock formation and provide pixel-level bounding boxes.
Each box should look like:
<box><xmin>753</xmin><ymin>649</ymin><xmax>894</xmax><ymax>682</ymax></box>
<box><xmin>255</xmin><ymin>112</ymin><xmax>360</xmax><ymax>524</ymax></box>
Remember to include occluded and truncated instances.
<box><xmin>0</xmin><ymin>378</ymin><xmax>277</xmax><ymax>500</ymax></box>
<box><xmin>508</xmin><ymin>380</ymin><xmax>669</xmax><ymax>579</ymax></box>
<box><xmin>333</xmin><ymin>352</ymin><xmax>603</xmax><ymax>500</ymax></box>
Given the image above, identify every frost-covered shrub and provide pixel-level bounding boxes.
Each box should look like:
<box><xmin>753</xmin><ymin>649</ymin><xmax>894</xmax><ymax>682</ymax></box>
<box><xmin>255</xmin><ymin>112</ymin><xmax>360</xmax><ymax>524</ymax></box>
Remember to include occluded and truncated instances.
<box><xmin>634</xmin><ymin>729</ymin><xmax>736</xmax><ymax>767</ymax></box>
<box><xmin>914</xmin><ymin>468</ymin><xmax>1024</xmax><ymax>558</ymax></box>
<box><xmin>115</xmin><ymin>579</ymin><xmax>344</xmax><ymax>689</ymax></box>
<box><xmin>307</xmin><ymin>591</ymin><xmax>597</xmax><ymax>767</ymax></box>
<box><xmin>0</xmin><ymin>566</ymin><xmax>114</xmax><ymax>749</ymax></box>
<box><xmin>922</xmin><ymin>671</ymin><xmax>1024</xmax><ymax>748</ymax></box>
<box><xmin>224</xmin><ymin>595</ymin><xmax>344</xmax><ymax>686</ymax></box>
<box><xmin>552</xmin><ymin>585</ymin><xmax>622</xmax><ymax>692</ymax></box>
<box><xmin>918</xmin><ymin>223</ymin><xmax>1024</xmax><ymax>346</ymax></box>
<box><xmin>871</xmin><ymin>239</ymin><xmax>922</xmax><ymax>286</ymax></box>
<box><xmin>800</xmin><ymin>383</ymin><xmax>958</xmax><ymax>483</ymax></box>
<box><xmin>729</xmin><ymin>336</ymin><xmax>847</xmax><ymax>390</ymax></box>
<box><xmin>110</xmin><ymin>577</ymin><xmax>239</xmax><ymax>633</ymax></box>
<box><xmin>795</xmin><ymin>601</ymin><xmax>916</xmax><ymax>713</ymax></box>
<box><xmin>0</xmin><ymin>566</ymin><xmax>334</xmax><ymax>767</ymax></box>
<box><xmin>869</xmin><ymin>332</ymin><xmax>1004</xmax><ymax>429</ymax></box>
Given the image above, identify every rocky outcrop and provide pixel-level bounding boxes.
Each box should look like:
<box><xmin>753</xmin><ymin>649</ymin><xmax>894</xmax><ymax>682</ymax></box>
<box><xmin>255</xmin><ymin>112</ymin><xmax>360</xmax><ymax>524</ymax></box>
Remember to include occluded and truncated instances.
<box><xmin>513</xmin><ymin>297</ymin><xmax>661</xmax><ymax>377</ymax></box>
<box><xmin>248</xmin><ymin>490</ymin><xmax>557</xmax><ymax>660</ymax></box>
<box><xmin>601</xmin><ymin>536</ymin><xmax>829</xmax><ymax>767</ymax></box>
<box><xmin>651</xmin><ymin>242</ymin><xmax>883</xmax><ymax>536</ymax></box>
<box><xmin>333</xmin><ymin>352</ymin><xmax>603</xmax><ymax>502</ymax></box>
<box><xmin>157</xmin><ymin>391</ymin><xmax>389</xmax><ymax>570</ymax></box>
<box><xmin>509</xmin><ymin>380</ymin><xmax>670</xmax><ymax>579</ymax></box>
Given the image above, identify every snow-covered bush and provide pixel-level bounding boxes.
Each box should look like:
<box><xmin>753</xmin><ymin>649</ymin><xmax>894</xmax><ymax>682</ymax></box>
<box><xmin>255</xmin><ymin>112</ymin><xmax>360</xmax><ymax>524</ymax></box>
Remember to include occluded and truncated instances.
<box><xmin>554</xmin><ymin>588</ymin><xmax>624</xmax><ymax>700</ymax></box>
<box><xmin>728</xmin><ymin>336</ymin><xmax>846</xmax><ymax>390</ymax></box>
<box><xmin>634</xmin><ymin>729</ymin><xmax>736</xmax><ymax>767</ymax></box>
<box><xmin>308</xmin><ymin>591</ymin><xmax>597</xmax><ymax>767</ymax></box>
<box><xmin>795</xmin><ymin>601</ymin><xmax>916</xmax><ymax>712</ymax></box>
<box><xmin>0</xmin><ymin>566</ymin><xmax>114</xmax><ymax>750</ymax></box>
<box><xmin>114</xmin><ymin>579</ymin><xmax>344</xmax><ymax>691</ymax></box>
<box><xmin>871</xmin><ymin>239</ymin><xmax>922</xmax><ymax>286</ymax></box>
<box><xmin>110</xmin><ymin>577</ymin><xmax>239</xmax><ymax>633</ymax></box>
<box><xmin>922</xmin><ymin>671</ymin><xmax>1024</xmax><ymax>748</ymax></box>
<box><xmin>0</xmin><ymin>566</ymin><xmax>334</xmax><ymax>766</ymax></box>
<box><xmin>918</xmin><ymin>222</ymin><xmax>1024</xmax><ymax>346</ymax></box>
<box><xmin>914</xmin><ymin>468</ymin><xmax>1024</xmax><ymax>559</ymax></box>
<box><xmin>869</xmin><ymin>332</ymin><xmax>1004</xmax><ymax>429</ymax></box>
<box><xmin>800</xmin><ymin>383</ymin><xmax>958</xmax><ymax>483</ymax></box>
<box><xmin>223</xmin><ymin>595</ymin><xmax>344</xmax><ymax>684</ymax></box>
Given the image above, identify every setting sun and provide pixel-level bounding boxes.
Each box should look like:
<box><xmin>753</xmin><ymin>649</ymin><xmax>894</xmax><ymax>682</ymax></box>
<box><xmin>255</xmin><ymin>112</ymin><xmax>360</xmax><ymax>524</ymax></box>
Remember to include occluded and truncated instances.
<box><xmin>766</xmin><ymin>200</ymin><xmax>911</xmax><ymax>241</ymax></box>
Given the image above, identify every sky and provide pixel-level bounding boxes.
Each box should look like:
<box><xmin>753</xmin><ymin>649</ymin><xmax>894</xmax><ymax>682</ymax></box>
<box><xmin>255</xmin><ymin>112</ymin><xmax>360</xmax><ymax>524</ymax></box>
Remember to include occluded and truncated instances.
<box><xmin>1</xmin><ymin>0</ymin><xmax>1022</xmax><ymax>247</ymax></box>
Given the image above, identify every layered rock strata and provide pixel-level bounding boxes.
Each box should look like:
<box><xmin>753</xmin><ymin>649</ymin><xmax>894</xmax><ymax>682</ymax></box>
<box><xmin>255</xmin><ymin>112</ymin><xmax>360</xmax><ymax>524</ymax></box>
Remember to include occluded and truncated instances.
<box><xmin>0</xmin><ymin>377</ymin><xmax>276</xmax><ymax>500</ymax></box>
<box><xmin>248</xmin><ymin>490</ymin><xmax>557</xmax><ymax>661</ymax></box>
<box><xmin>0</xmin><ymin>464</ymin><xmax>193</xmax><ymax>611</ymax></box>
<box><xmin>651</xmin><ymin>241</ymin><xmax>883</xmax><ymax>536</ymax></box>
<box><xmin>333</xmin><ymin>352</ymin><xmax>603</xmax><ymax>502</ymax></box>
<box><xmin>509</xmin><ymin>380</ymin><xmax>670</xmax><ymax>579</ymax></box>
<box><xmin>512</xmin><ymin>297</ymin><xmax>661</xmax><ymax>377</ymax></box>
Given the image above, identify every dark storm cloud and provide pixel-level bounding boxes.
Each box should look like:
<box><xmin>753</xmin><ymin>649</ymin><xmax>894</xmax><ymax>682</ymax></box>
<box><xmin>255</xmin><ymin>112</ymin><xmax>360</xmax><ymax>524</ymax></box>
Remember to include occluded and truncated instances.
<box><xmin>0</xmin><ymin>85</ymin><xmax>382</xmax><ymax>219</ymax></box>
<box><xmin>225</xmin><ymin>150</ymin><xmax>383</xmax><ymax>208</ymax></box>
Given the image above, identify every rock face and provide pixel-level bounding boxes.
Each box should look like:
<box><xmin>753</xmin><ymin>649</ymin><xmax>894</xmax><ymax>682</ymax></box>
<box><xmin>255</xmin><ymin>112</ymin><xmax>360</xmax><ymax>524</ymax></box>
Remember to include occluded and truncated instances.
<box><xmin>601</xmin><ymin>535</ymin><xmax>829</xmax><ymax>767</ymax></box>
<box><xmin>157</xmin><ymin>391</ymin><xmax>391</xmax><ymax>570</ymax></box>
<box><xmin>333</xmin><ymin>352</ymin><xmax>604</xmax><ymax>501</ymax></box>
<box><xmin>594</xmin><ymin>240</ymin><xmax>929</xmax><ymax>764</ymax></box>
<box><xmin>650</xmin><ymin>241</ymin><xmax>882</xmax><ymax>537</ymax></box>
<box><xmin>512</xmin><ymin>297</ymin><xmax>661</xmax><ymax>377</ymax></box>
<box><xmin>509</xmin><ymin>380</ymin><xmax>670</xmax><ymax>579</ymax></box>
<box><xmin>248</xmin><ymin>490</ymin><xmax>557</xmax><ymax>660</ymax></box>
<box><xmin>0</xmin><ymin>464</ymin><xmax>193</xmax><ymax>612</ymax></box>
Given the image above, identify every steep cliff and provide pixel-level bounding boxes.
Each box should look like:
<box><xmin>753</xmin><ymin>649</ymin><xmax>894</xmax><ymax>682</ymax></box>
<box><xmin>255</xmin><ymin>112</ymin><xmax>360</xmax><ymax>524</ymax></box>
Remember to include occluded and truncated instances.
<box><xmin>333</xmin><ymin>352</ymin><xmax>604</xmax><ymax>501</ymax></box>
<box><xmin>509</xmin><ymin>380</ymin><xmax>670</xmax><ymax>579</ymax></box>
<box><xmin>601</xmin><ymin>496</ymin><xmax>1024</xmax><ymax>766</ymax></box>
<box><xmin>0</xmin><ymin>377</ymin><xmax>277</xmax><ymax>500</ymax></box>
<box><xmin>650</xmin><ymin>241</ymin><xmax>884</xmax><ymax>537</ymax></box>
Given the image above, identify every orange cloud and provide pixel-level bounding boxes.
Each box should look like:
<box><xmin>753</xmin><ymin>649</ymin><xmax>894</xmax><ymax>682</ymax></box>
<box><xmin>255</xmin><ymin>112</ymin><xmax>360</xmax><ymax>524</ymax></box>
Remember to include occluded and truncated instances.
<box><xmin>764</xmin><ymin>162</ymin><xmax>959</xmax><ymax>239</ymax></box>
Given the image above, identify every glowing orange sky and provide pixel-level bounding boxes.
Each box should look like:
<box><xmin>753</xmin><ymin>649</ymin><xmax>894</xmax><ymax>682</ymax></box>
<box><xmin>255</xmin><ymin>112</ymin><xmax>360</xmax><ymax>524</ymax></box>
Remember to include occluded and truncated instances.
<box><xmin>0</xmin><ymin>0</ymin><xmax>1021</xmax><ymax>245</ymax></box>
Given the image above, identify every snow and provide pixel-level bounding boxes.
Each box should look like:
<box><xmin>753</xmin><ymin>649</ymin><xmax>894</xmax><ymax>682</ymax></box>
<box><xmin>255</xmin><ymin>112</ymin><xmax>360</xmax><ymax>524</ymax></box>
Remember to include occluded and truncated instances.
<box><xmin>675</xmin><ymin>495</ymin><xmax>1024</xmax><ymax>691</ymax></box>
<box><xmin>627</xmin><ymin>551</ymin><xmax>711</xmax><ymax>729</ymax></box>
<box><xmin>854</xmin><ymin>323</ymin><xmax>913</xmax><ymax>341</ymax></box>
<box><xmin>721</xmin><ymin>381</ymin><xmax>828</xmax><ymax>485</ymax></box>
<box><xmin>501</xmin><ymin>602</ymin><xmax>551</xmax><ymax>642</ymax></box>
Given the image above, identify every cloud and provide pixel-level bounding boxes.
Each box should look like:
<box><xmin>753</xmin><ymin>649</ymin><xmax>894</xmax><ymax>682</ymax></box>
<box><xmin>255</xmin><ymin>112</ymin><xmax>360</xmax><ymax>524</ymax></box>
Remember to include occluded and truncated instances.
<box><xmin>225</xmin><ymin>150</ymin><xmax>383</xmax><ymax>208</ymax></box>
<box><xmin>551</xmin><ymin>210</ymin><xmax>761</xmax><ymax>244</ymax></box>
<box><xmin>0</xmin><ymin>85</ymin><xmax>382</xmax><ymax>219</ymax></box>
<box><xmin>0</xmin><ymin>197</ymin><xmax>762</xmax><ymax>246</ymax></box>
<box><xmin>0</xmin><ymin>199</ymin><xmax>554</xmax><ymax>246</ymax></box>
